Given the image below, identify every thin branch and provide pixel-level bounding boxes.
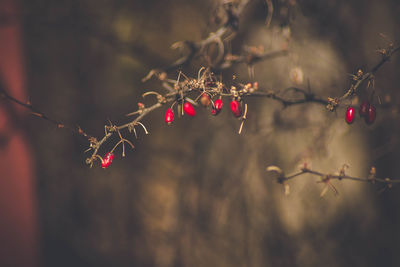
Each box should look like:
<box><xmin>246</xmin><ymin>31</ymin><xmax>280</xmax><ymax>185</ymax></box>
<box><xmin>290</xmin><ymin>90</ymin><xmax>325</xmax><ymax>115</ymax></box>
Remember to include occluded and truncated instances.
<box><xmin>245</xmin><ymin>87</ymin><xmax>328</xmax><ymax>107</ymax></box>
<box><xmin>267</xmin><ymin>165</ymin><xmax>397</xmax><ymax>196</ymax></box>
<box><xmin>85</xmin><ymin>68</ymin><xmax>333</xmax><ymax>167</ymax></box>
<box><xmin>85</xmin><ymin>102</ymin><xmax>163</xmax><ymax>166</ymax></box>
<box><xmin>326</xmin><ymin>45</ymin><xmax>400</xmax><ymax>111</ymax></box>
<box><xmin>3</xmin><ymin>51</ymin><xmax>399</xmax><ymax>169</ymax></box>
<box><xmin>0</xmin><ymin>85</ymin><xmax>92</xmax><ymax>139</ymax></box>
<box><xmin>265</xmin><ymin>0</ymin><xmax>274</xmax><ymax>28</ymax></box>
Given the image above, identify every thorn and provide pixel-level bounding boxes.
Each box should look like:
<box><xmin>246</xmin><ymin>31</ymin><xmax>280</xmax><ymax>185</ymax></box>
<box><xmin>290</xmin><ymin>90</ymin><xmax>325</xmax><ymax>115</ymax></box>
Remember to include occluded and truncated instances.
<box><xmin>31</xmin><ymin>112</ymin><xmax>43</xmax><ymax>117</ymax></box>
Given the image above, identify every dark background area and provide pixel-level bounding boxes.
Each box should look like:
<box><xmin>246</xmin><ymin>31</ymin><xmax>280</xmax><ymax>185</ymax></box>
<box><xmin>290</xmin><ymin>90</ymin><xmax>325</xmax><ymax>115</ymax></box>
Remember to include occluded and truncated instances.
<box><xmin>6</xmin><ymin>0</ymin><xmax>400</xmax><ymax>266</ymax></box>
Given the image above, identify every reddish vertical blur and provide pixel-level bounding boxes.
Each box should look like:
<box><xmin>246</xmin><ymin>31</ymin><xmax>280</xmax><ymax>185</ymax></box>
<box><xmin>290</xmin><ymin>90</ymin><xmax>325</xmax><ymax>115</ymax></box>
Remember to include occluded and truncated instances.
<box><xmin>0</xmin><ymin>0</ymin><xmax>39</xmax><ymax>266</ymax></box>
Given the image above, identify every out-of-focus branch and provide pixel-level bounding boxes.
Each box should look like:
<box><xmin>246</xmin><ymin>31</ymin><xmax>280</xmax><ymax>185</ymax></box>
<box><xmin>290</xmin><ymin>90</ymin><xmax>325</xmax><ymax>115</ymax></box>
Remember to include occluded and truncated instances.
<box><xmin>142</xmin><ymin>0</ymin><xmax>251</xmax><ymax>82</ymax></box>
<box><xmin>219</xmin><ymin>49</ymin><xmax>288</xmax><ymax>71</ymax></box>
<box><xmin>0</xmin><ymin>84</ymin><xmax>92</xmax><ymax>139</ymax></box>
<box><xmin>265</xmin><ymin>0</ymin><xmax>274</xmax><ymax>27</ymax></box>
<box><xmin>244</xmin><ymin>87</ymin><xmax>328</xmax><ymax>107</ymax></box>
<box><xmin>267</xmin><ymin>165</ymin><xmax>397</xmax><ymax>196</ymax></box>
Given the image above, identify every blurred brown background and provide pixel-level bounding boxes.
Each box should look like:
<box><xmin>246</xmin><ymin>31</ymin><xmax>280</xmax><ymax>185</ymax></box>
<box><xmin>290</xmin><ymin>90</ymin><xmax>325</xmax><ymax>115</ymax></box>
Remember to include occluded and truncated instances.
<box><xmin>2</xmin><ymin>0</ymin><xmax>400</xmax><ymax>266</ymax></box>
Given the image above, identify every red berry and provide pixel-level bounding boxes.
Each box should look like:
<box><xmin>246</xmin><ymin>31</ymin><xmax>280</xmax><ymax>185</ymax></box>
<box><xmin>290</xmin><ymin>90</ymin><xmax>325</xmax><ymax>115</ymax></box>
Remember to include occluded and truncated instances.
<box><xmin>345</xmin><ymin>106</ymin><xmax>355</xmax><ymax>124</ymax></box>
<box><xmin>214</xmin><ymin>99</ymin><xmax>223</xmax><ymax>110</ymax></box>
<box><xmin>359</xmin><ymin>101</ymin><xmax>369</xmax><ymax>117</ymax></box>
<box><xmin>230</xmin><ymin>100</ymin><xmax>242</xmax><ymax>117</ymax></box>
<box><xmin>101</xmin><ymin>152</ymin><xmax>115</xmax><ymax>169</ymax></box>
<box><xmin>211</xmin><ymin>99</ymin><xmax>223</xmax><ymax>116</ymax></box>
<box><xmin>200</xmin><ymin>93</ymin><xmax>211</xmax><ymax>107</ymax></box>
<box><xmin>365</xmin><ymin>105</ymin><xmax>376</xmax><ymax>125</ymax></box>
<box><xmin>164</xmin><ymin>108</ymin><xmax>174</xmax><ymax>124</ymax></box>
<box><xmin>183</xmin><ymin>102</ymin><xmax>196</xmax><ymax>116</ymax></box>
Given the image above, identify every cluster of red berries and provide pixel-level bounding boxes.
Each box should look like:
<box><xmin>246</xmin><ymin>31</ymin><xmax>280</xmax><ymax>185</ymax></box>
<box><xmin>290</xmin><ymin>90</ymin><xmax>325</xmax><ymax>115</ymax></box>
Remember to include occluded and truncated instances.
<box><xmin>164</xmin><ymin>93</ymin><xmax>243</xmax><ymax>124</ymax></box>
<box><xmin>101</xmin><ymin>98</ymin><xmax>375</xmax><ymax>169</ymax></box>
<box><xmin>345</xmin><ymin>101</ymin><xmax>376</xmax><ymax>125</ymax></box>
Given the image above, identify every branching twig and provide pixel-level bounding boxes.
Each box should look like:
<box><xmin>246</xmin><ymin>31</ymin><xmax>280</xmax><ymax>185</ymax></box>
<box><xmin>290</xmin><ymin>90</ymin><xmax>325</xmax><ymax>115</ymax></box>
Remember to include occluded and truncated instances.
<box><xmin>85</xmin><ymin>102</ymin><xmax>163</xmax><ymax>167</ymax></box>
<box><xmin>326</xmin><ymin>45</ymin><xmax>400</xmax><ymax>111</ymax></box>
<box><xmin>84</xmin><ymin>67</ymin><xmax>334</xmax><ymax>167</ymax></box>
<box><xmin>267</xmin><ymin>165</ymin><xmax>396</xmax><ymax>196</ymax></box>
<box><xmin>2</xmin><ymin>0</ymin><xmax>400</xmax><ymax>174</ymax></box>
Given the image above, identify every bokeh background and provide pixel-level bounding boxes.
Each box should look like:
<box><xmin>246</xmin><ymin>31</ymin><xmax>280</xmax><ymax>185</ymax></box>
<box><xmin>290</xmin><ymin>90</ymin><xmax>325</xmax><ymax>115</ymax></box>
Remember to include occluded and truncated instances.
<box><xmin>2</xmin><ymin>0</ymin><xmax>400</xmax><ymax>266</ymax></box>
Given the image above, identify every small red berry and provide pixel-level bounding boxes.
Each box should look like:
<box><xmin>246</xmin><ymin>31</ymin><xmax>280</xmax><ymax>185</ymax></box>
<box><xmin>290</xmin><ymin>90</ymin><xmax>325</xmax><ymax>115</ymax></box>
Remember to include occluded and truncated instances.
<box><xmin>200</xmin><ymin>93</ymin><xmax>211</xmax><ymax>107</ymax></box>
<box><xmin>214</xmin><ymin>99</ymin><xmax>223</xmax><ymax>110</ymax></box>
<box><xmin>211</xmin><ymin>99</ymin><xmax>223</xmax><ymax>116</ymax></box>
<box><xmin>101</xmin><ymin>152</ymin><xmax>115</xmax><ymax>169</ymax></box>
<box><xmin>164</xmin><ymin>108</ymin><xmax>174</xmax><ymax>124</ymax></box>
<box><xmin>365</xmin><ymin>105</ymin><xmax>376</xmax><ymax>125</ymax></box>
<box><xmin>183</xmin><ymin>102</ymin><xmax>196</xmax><ymax>116</ymax></box>
<box><xmin>230</xmin><ymin>100</ymin><xmax>242</xmax><ymax>117</ymax></box>
<box><xmin>359</xmin><ymin>101</ymin><xmax>369</xmax><ymax>117</ymax></box>
<box><xmin>345</xmin><ymin>106</ymin><xmax>355</xmax><ymax>124</ymax></box>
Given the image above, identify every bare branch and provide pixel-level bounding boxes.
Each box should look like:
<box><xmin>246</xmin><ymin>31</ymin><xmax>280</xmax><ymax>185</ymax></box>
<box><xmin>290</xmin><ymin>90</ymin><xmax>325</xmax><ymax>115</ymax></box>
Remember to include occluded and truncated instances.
<box><xmin>267</xmin><ymin>165</ymin><xmax>397</xmax><ymax>195</ymax></box>
<box><xmin>0</xmin><ymin>83</ymin><xmax>92</xmax><ymax>140</ymax></box>
<box><xmin>326</xmin><ymin>45</ymin><xmax>400</xmax><ymax>111</ymax></box>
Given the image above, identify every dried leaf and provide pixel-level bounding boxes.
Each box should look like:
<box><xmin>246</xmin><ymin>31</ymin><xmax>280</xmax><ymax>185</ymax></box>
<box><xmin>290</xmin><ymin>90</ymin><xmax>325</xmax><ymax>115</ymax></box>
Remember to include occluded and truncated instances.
<box><xmin>266</xmin><ymin>165</ymin><xmax>283</xmax><ymax>175</ymax></box>
<box><xmin>320</xmin><ymin>185</ymin><xmax>329</xmax><ymax>198</ymax></box>
<box><xmin>284</xmin><ymin>182</ymin><xmax>290</xmax><ymax>196</ymax></box>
